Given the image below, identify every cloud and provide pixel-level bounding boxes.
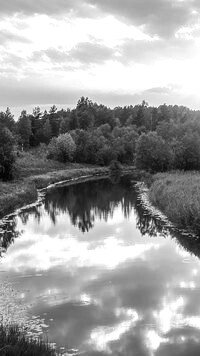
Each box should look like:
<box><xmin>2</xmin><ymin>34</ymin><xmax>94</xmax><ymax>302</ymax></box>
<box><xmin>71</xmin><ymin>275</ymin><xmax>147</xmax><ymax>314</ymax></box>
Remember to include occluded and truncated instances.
<box><xmin>0</xmin><ymin>0</ymin><xmax>199</xmax><ymax>39</ymax></box>
<box><xmin>31</xmin><ymin>42</ymin><xmax>115</xmax><ymax>66</ymax></box>
<box><xmin>0</xmin><ymin>75</ymin><xmax>190</xmax><ymax>110</ymax></box>
<box><xmin>90</xmin><ymin>0</ymin><xmax>199</xmax><ymax>38</ymax></box>
<box><xmin>0</xmin><ymin>29</ymin><xmax>31</xmax><ymax>44</ymax></box>
<box><xmin>0</xmin><ymin>0</ymin><xmax>97</xmax><ymax>18</ymax></box>
<box><xmin>117</xmin><ymin>36</ymin><xmax>196</xmax><ymax>64</ymax></box>
<box><xmin>31</xmin><ymin>35</ymin><xmax>194</xmax><ymax>70</ymax></box>
<box><xmin>31</xmin><ymin>48</ymin><xmax>69</xmax><ymax>64</ymax></box>
<box><xmin>0</xmin><ymin>52</ymin><xmax>26</xmax><ymax>72</ymax></box>
<box><xmin>144</xmin><ymin>87</ymin><xmax>171</xmax><ymax>95</ymax></box>
<box><xmin>69</xmin><ymin>42</ymin><xmax>115</xmax><ymax>64</ymax></box>
<box><xmin>3</xmin><ymin>35</ymin><xmax>196</xmax><ymax>73</ymax></box>
<box><xmin>0</xmin><ymin>78</ymin><xmax>78</xmax><ymax>106</ymax></box>
<box><xmin>0</xmin><ymin>77</ymin><xmax>135</xmax><ymax>107</ymax></box>
<box><xmin>0</xmin><ymin>0</ymin><xmax>77</xmax><ymax>15</ymax></box>
<box><xmin>1</xmin><ymin>77</ymin><xmax>200</xmax><ymax>120</ymax></box>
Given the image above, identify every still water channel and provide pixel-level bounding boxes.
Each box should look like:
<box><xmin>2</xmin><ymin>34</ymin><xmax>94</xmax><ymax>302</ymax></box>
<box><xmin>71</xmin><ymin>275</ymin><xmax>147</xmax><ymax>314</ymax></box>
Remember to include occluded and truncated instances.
<box><xmin>1</xmin><ymin>176</ymin><xmax>200</xmax><ymax>355</ymax></box>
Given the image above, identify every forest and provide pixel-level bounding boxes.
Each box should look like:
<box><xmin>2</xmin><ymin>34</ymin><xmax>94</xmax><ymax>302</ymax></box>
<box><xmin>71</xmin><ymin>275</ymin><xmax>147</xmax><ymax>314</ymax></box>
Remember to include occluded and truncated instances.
<box><xmin>1</xmin><ymin>96</ymin><xmax>200</xmax><ymax>180</ymax></box>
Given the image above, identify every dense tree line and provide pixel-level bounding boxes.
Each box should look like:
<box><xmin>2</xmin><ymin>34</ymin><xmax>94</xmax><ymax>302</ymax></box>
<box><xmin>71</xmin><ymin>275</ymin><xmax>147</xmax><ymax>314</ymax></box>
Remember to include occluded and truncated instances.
<box><xmin>1</xmin><ymin>96</ymin><xmax>200</xmax><ymax>179</ymax></box>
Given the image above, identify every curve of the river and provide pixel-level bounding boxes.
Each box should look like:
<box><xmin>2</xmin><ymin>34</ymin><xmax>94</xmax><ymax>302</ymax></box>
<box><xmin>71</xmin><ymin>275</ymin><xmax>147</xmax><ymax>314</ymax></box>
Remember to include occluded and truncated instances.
<box><xmin>1</xmin><ymin>175</ymin><xmax>200</xmax><ymax>356</ymax></box>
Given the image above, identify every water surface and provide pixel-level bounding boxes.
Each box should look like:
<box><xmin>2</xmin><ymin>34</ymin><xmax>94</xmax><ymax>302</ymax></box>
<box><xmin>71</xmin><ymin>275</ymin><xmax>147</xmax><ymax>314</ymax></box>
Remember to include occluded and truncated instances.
<box><xmin>1</xmin><ymin>176</ymin><xmax>200</xmax><ymax>355</ymax></box>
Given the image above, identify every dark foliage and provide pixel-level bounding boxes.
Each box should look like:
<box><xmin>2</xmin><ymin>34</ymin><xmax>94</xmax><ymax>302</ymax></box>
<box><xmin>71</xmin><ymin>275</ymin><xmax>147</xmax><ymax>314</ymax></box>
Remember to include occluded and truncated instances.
<box><xmin>2</xmin><ymin>97</ymin><xmax>200</xmax><ymax>180</ymax></box>
<box><xmin>0</xmin><ymin>127</ymin><xmax>16</xmax><ymax>180</ymax></box>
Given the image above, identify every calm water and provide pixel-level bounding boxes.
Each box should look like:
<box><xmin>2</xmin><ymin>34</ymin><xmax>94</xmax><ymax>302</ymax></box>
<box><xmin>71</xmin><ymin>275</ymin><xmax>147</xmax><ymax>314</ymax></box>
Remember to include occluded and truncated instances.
<box><xmin>1</xmin><ymin>176</ymin><xmax>200</xmax><ymax>355</ymax></box>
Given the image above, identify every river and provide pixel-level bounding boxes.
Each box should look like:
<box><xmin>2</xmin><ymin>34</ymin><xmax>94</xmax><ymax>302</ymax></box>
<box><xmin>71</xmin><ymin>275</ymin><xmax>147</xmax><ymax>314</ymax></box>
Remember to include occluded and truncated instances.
<box><xmin>0</xmin><ymin>175</ymin><xmax>200</xmax><ymax>356</ymax></box>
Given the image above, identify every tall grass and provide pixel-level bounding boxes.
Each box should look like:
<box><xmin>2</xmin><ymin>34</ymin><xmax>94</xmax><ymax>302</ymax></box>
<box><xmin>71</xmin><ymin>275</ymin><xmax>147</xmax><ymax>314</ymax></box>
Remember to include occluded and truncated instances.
<box><xmin>14</xmin><ymin>148</ymin><xmax>66</xmax><ymax>178</ymax></box>
<box><xmin>0</xmin><ymin>180</ymin><xmax>37</xmax><ymax>218</ymax></box>
<box><xmin>14</xmin><ymin>147</ymin><xmax>90</xmax><ymax>179</ymax></box>
<box><xmin>149</xmin><ymin>171</ymin><xmax>200</xmax><ymax>234</ymax></box>
<box><xmin>0</xmin><ymin>324</ymin><xmax>56</xmax><ymax>356</ymax></box>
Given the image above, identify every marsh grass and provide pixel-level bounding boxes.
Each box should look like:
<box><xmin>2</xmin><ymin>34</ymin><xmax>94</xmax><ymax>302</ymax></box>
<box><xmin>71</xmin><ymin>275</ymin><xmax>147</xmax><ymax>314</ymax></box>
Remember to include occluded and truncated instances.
<box><xmin>149</xmin><ymin>171</ymin><xmax>200</xmax><ymax>234</ymax></box>
<box><xmin>0</xmin><ymin>324</ymin><xmax>56</xmax><ymax>356</ymax></box>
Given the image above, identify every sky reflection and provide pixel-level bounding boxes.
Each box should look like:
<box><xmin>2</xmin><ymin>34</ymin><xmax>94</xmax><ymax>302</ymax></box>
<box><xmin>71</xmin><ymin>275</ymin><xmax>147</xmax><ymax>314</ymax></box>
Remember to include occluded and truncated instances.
<box><xmin>0</xmin><ymin>177</ymin><xmax>200</xmax><ymax>355</ymax></box>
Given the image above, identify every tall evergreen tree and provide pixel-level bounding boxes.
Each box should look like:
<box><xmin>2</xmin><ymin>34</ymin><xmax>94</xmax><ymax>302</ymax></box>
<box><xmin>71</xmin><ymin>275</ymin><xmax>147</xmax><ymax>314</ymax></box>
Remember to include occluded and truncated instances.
<box><xmin>17</xmin><ymin>110</ymin><xmax>32</xmax><ymax>149</ymax></box>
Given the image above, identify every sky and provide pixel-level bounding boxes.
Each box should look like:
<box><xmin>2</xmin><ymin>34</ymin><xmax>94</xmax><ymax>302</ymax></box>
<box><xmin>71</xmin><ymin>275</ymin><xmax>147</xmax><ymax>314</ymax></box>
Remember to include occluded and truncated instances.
<box><xmin>1</xmin><ymin>0</ymin><xmax>200</xmax><ymax>117</ymax></box>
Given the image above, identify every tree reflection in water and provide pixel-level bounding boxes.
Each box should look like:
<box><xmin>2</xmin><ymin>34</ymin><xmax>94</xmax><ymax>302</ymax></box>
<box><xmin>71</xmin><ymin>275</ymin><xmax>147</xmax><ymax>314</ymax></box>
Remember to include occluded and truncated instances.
<box><xmin>1</xmin><ymin>175</ymin><xmax>200</xmax><ymax>259</ymax></box>
<box><xmin>44</xmin><ymin>175</ymin><xmax>200</xmax><ymax>259</ymax></box>
<box><xmin>43</xmin><ymin>175</ymin><xmax>136</xmax><ymax>233</ymax></box>
<box><xmin>0</xmin><ymin>219</ymin><xmax>21</xmax><ymax>257</ymax></box>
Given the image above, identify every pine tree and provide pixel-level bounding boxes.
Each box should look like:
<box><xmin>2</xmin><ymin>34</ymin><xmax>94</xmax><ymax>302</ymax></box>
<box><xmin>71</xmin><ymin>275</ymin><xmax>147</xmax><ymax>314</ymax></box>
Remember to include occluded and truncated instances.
<box><xmin>17</xmin><ymin>110</ymin><xmax>32</xmax><ymax>149</ymax></box>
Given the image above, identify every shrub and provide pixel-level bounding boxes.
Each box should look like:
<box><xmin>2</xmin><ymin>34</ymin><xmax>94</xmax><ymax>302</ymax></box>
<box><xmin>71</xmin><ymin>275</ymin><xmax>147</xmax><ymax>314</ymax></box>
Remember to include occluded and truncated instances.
<box><xmin>109</xmin><ymin>160</ymin><xmax>122</xmax><ymax>173</ymax></box>
<box><xmin>97</xmin><ymin>145</ymin><xmax>116</xmax><ymax>165</ymax></box>
<box><xmin>47</xmin><ymin>133</ymin><xmax>76</xmax><ymax>162</ymax></box>
<box><xmin>135</xmin><ymin>132</ymin><xmax>172</xmax><ymax>172</ymax></box>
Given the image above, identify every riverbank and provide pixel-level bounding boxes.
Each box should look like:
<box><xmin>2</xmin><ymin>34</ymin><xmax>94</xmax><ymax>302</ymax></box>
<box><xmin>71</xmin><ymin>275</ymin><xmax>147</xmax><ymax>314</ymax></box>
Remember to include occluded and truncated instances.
<box><xmin>0</xmin><ymin>148</ymin><xmax>140</xmax><ymax>218</ymax></box>
<box><xmin>149</xmin><ymin>171</ymin><xmax>200</xmax><ymax>234</ymax></box>
<box><xmin>0</xmin><ymin>165</ymin><xmax>110</xmax><ymax>218</ymax></box>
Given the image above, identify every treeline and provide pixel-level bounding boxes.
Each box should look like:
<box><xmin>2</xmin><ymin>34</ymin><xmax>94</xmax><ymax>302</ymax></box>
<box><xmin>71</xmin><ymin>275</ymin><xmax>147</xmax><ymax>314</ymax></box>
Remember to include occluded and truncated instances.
<box><xmin>1</xmin><ymin>96</ymin><xmax>200</xmax><ymax>179</ymax></box>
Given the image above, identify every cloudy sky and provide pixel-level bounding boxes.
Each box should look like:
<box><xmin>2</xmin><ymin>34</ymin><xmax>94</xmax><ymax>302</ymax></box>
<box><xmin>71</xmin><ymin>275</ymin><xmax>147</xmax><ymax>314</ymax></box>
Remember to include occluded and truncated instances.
<box><xmin>1</xmin><ymin>0</ymin><xmax>200</xmax><ymax>116</ymax></box>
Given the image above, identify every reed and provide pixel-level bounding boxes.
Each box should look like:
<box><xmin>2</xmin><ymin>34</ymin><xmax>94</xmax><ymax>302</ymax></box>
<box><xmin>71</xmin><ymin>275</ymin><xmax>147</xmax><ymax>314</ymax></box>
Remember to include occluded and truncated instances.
<box><xmin>149</xmin><ymin>171</ymin><xmax>200</xmax><ymax>234</ymax></box>
<box><xmin>0</xmin><ymin>324</ymin><xmax>56</xmax><ymax>356</ymax></box>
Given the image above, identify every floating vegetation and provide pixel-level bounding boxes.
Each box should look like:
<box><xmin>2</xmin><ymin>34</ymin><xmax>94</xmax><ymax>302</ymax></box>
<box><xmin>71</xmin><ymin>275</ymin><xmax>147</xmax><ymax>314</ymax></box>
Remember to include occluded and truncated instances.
<box><xmin>0</xmin><ymin>282</ymin><xmax>48</xmax><ymax>337</ymax></box>
<box><xmin>0</xmin><ymin>282</ymin><xmax>81</xmax><ymax>355</ymax></box>
<box><xmin>0</xmin><ymin>282</ymin><xmax>57</xmax><ymax>355</ymax></box>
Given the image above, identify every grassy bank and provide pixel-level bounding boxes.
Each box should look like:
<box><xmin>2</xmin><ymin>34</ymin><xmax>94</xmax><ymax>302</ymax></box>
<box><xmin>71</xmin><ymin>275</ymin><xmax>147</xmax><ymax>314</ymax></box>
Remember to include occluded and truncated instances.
<box><xmin>149</xmin><ymin>171</ymin><xmax>200</xmax><ymax>234</ymax></box>
<box><xmin>0</xmin><ymin>149</ymin><xmax>111</xmax><ymax>218</ymax></box>
<box><xmin>31</xmin><ymin>166</ymin><xmax>109</xmax><ymax>189</ymax></box>
<box><xmin>0</xmin><ymin>325</ymin><xmax>55</xmax><ymax>356</ymax></box>
<box><xmin>0</xmin><ymin>148</ymin><xmax>139</xmax><ymax>218</ymax></box>
<box><xmin>0</xmin><ymin>166</ymin><xmax>109</xmax><ymax>218</ymax></box>
<box><xmin>0</xmin><ymin>181</ymin><xmax>38</xmax><ymax>218</ymax></box>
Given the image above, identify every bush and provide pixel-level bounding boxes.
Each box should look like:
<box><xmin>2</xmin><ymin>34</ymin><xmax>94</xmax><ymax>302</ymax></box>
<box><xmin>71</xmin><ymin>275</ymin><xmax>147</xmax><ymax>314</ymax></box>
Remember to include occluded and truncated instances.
<box><xmin>135</xmin><ymin>132</ymin><xmax>172</xmax><ymax>172</ymax></box>
<box><xmin>47</xmin><ymin>133</ymin><xmax>76</xmax><ymax>162</ymax></box>
<box><xmin>109</xmin><ymin>160</ymin><xmax>122</xmax><ymax>173</ymax></box>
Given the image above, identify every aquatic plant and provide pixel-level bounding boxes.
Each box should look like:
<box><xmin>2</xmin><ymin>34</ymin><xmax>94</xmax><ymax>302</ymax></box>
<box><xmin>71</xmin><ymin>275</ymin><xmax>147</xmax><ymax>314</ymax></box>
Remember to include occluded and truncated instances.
<box><xmin>0</xmin><ymin>324</ymin><xmax>56</xmax><ymax>356</ymax></box>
